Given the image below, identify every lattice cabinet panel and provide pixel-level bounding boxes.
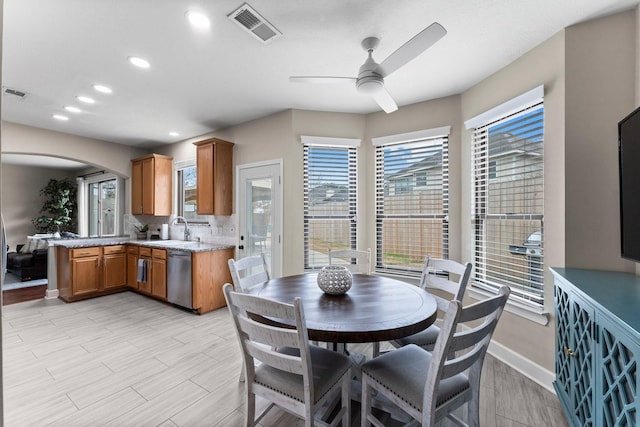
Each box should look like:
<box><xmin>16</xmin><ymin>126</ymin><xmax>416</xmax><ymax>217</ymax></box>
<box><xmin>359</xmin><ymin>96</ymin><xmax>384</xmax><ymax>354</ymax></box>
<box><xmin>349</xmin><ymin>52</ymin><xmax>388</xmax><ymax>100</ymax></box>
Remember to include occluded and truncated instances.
<box><xmin>571</xmin><ymin>294</ymin><xmax>594</xmax><ymax>426</ymax></box>
<box><xmin>598</xmin><ymin>316</ymin><xmax>638</xmax><ymax>427</ymax></box>
<box><xmin>555</xmin><ymin>285</ymin><xmax>572</xmax><ymax>402</ymax></box>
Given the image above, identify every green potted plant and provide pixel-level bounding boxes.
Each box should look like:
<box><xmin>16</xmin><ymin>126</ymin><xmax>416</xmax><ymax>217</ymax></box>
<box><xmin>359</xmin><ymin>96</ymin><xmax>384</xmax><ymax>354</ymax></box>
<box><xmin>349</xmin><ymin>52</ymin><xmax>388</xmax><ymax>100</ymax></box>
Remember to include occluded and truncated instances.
<box><xmin>32</xmin><ymin>178</ymin><xmax>77</xmax><ymax>234</ymax></box>
<box><xmin>134</xmin><ymin>224</ymin><xmax>149</xmax><ymax>240</ymax></box>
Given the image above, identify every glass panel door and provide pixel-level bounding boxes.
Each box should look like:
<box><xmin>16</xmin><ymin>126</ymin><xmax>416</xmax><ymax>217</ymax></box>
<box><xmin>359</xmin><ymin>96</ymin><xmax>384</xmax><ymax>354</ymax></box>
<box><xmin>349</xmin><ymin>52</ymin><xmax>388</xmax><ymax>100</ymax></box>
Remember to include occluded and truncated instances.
<box><xmin>88</xmin><ymin>178</ymin><xmax>116</xmax><ymax>236</ymax></box>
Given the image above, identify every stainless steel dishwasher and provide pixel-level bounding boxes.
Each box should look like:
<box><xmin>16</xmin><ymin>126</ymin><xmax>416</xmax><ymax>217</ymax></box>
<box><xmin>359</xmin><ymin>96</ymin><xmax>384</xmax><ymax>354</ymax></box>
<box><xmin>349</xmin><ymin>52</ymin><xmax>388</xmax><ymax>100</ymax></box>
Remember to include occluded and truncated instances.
<box><xmin>167</xmin><ymin>249</ymin><xmax>193</xmax><ymax>310</ymax></box>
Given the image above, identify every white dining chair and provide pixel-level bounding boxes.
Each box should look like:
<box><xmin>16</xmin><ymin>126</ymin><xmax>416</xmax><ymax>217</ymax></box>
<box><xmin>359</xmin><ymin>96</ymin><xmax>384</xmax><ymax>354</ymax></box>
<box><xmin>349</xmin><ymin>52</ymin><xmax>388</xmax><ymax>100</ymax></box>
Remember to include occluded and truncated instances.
<box><xmin>391</xmin><ymin>255</ymin><xmax>472</xmax><ymax>351</ymax></box>
<box><xmin>361</xmin><ymin>286</ymin><xmax>510</xmax><ymax>426</ymax></box>
<box><xmin>328</xmin><ymin>248</ymin><xmax>371</xmax><ymax>275</ymax></box>
<box><xmin>223</xmin><ymin>283</ymin><xmax>351</xmax><ymax>427</ymax></box>
<box><xmin>227</xmin><ymin>253</ymin><xmax>270</xmax><ymax>293</ymax></box>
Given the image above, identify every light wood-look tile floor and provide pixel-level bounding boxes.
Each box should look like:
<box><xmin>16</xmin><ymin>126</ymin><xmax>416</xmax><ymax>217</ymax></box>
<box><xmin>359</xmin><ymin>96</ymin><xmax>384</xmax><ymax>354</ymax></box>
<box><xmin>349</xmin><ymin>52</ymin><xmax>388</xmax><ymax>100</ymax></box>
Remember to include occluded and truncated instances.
<box><xmin>3</xmin><ymin>292</ymin><xmax>569</xmax><ymax>426</ymax></box>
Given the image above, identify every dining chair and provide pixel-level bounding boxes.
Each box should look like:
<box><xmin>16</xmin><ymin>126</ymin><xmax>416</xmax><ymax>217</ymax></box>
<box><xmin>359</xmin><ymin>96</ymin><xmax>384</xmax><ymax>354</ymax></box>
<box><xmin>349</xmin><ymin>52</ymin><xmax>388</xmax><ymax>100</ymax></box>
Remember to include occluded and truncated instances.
<box><xmin>222</xmin><ymin>283</ymin><xmax>351</xmax><ymax>427</ymax></box>
<box><xmin>227</xmin><ymin>253</ymin><xmax>270</xmax><ymax>293</ymax></box>
<box><xmin>391</xmin><ymin>255</ymin><xmax>472</xmax><ymax>351</ymax></box>
<box><xmin>361</xmin><ymin>286</ymin><xmax>510</xmax><ymax>427</ymax></box>
<box><xmin>328</xmin><ymin>248</ymin><xmax>371</xmax><ymax>275</ymax></box>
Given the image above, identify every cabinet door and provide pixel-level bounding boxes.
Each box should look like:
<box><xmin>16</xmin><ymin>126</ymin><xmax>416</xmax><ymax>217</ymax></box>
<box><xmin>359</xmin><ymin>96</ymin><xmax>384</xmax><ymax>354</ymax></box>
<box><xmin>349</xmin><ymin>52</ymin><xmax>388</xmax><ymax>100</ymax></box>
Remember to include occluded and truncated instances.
<box><xmin>126</xmin><ymin>249</ymin><xmax>139</xmax><ymax>288</ymax></box>
<box><xmin>596</xmin><ymin>313</ymin><xmax>640</xmax><ymax>426</ymax></box>
<box><xmin>72</xmin><ymin>256</ymin><xmax>101</xmax><ymax>295</ymax></box>
<box><xmin>131</xmin><ymin>160</ymin><xmax>143</xmax><ymax>215</ymax></box>
<box><xmin>555</xmin><ymin>284</ymin><xmax>573</xmax><ymax>408</ymax></box>
<box><xmin>196</xmin><ymin>142</ymin><xmax>214</xmax><ymax>214</ymax></box>
<box><xmin>104</xmin><ymin>253</ymin><xmax>127</xmax><ymax>289</ymax></box>
<box><xmin>138</xmin><ymin>255</ymin><xmax>152</xmax><ymax>294</ymax></box>
<box><xmin>569</xmin><ymin>292</ymin><xmax>596</xmax><ymax>427</ymax></box>
<box><xmin>151</xmin><ymin>249</ymin><xmax>167</xmax><ymax>299</ymax></box>
<box><xmin>141</xmin><ymin>157</ymin><xmax>155</xmax><ymax>215</ymax></box>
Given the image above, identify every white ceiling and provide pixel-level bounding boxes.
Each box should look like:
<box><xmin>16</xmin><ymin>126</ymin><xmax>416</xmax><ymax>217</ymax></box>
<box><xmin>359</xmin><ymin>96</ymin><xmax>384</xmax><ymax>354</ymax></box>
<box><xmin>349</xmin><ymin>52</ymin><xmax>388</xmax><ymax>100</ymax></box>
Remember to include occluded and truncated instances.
<box><xmin>2</xmin><ymin>0</ymin><xmax>639</xmax><ymax>155</ymax></box>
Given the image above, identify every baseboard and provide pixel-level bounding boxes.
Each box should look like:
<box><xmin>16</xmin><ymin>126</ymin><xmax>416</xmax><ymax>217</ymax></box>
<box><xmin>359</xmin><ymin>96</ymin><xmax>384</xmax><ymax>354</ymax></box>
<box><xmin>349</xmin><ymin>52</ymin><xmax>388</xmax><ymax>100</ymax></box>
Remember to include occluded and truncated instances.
<box><xmin>45</xmin><ymin>288</ymin><xmax>59</xmax><ymax>299</ymax></box>
<box><xmin>487</xmin><ymin>339</ymin><xmax>556</xmax><ymax>394</ymax></box>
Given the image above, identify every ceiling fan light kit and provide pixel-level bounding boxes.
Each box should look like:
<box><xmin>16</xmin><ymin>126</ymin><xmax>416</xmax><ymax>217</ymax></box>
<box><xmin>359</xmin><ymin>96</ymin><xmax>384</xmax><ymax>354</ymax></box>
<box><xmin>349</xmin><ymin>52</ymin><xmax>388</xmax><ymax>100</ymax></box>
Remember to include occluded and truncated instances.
<box><xmin>290</xmin><ymin>22</ymin><xmax>447</xmax><ymax>114</ymax></box>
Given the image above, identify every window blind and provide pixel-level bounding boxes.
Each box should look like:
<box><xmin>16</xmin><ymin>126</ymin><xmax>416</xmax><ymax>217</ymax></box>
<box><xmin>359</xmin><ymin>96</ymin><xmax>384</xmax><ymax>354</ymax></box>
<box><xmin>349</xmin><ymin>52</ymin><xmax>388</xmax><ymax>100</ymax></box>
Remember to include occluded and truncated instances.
<box><xmin>303</xmin><ymin>145</ymin><xmax>357</xmax><ymax>270</ymax></box>
<box><xmin>375</xmin><ymin>137</ymin><xmax>448</xmax><ymax>275</ymax></box>
<box><xmin>472</xmin><ymin>103</ymin><xmax>544</xmax><ymax>307</ymax></box>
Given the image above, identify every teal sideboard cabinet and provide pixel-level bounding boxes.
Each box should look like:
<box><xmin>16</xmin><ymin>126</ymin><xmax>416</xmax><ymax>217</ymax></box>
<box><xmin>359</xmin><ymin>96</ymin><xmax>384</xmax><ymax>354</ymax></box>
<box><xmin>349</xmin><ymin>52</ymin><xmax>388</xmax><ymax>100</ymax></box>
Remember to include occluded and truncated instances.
<box><xmin>551</xmin><ymin>268</ymin><xmax>640</xmax><ymax>426</ymax></box>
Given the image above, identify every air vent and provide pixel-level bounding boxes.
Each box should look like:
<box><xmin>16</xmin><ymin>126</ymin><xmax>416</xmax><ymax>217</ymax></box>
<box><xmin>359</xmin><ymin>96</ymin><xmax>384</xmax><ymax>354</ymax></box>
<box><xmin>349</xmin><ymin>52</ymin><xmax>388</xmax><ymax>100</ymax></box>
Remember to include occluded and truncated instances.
<box><xmin>228</xmin><ymin>3</ymin><xmax>281</xmax><ymax>44</ymax></box>
<box><xmin>4</xmin><ymin>87</ymin><xmax>27</xmax><ymax>99</ymax></box>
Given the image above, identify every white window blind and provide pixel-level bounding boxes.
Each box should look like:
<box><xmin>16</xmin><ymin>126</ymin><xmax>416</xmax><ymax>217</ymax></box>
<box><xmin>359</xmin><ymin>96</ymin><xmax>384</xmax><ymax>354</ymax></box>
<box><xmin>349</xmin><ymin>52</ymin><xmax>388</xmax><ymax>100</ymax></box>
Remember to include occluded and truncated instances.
<box><xmin>472</xmin><ymin>102</ymin><xmax>544</xmax><ymax>307</ymax></box>
<box><xmin>375</xmin><ymin>136</ymin><xmax>449</xmax><ymax>275</ymax></box>
<box><xmin>303</xmin><ymin>145</ymin><xmax>357</xmax><ymax>270</ymax></box>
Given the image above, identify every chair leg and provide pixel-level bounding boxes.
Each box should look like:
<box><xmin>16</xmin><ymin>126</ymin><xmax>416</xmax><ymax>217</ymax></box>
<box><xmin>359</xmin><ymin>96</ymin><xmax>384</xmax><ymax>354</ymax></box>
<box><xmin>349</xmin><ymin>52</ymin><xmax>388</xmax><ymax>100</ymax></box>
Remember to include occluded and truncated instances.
<box><xmin>372</xmin><ymin>342</ymin><xmax>380</xmax><ymax>358</ymax></box>
<box><xmin>239</xmin><ymin>365</ymin><xmax>246</xmax><ymax>383</ymax></box>
<box><xmin>361</xmin><ymin>375</ymin><xmax>372</xmax><ymax>427</ymax></box>
<box><xmin>245</xmin><ymin>389</ymin><xmax>255</xmax><ymax>427</ymax></box>
<box><xmin>342</xmin><ymin>370</ymin><xmax>351</xmax><ymax>427</ymax></box>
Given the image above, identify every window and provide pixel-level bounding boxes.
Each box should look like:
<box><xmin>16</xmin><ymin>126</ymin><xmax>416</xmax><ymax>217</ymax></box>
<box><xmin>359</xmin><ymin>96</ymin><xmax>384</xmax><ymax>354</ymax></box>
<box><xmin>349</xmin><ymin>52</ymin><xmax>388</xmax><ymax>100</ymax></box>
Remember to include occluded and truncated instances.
<box><xmin>374</xmin><ymin>129</ymin><xmax>449</xmax><ymax>275</ymax></box>
<box><xmin>470</xmin><ymin>100</ymin><xmax>544</xmax><ymax>308</ymax></box>
<box><xmin>303</xmin><ymin>144</ymin><xmax>357</xmax><ymax>269</ymax></box>
<box><xmin>88</xmin><ymin>178</ymin><xmax>117</xmax><ymax>236</ymax></box>
<box><xmin>176</xmin><ymin>163</ymin><xmax>207</xmax><ymax>223</ymax></box>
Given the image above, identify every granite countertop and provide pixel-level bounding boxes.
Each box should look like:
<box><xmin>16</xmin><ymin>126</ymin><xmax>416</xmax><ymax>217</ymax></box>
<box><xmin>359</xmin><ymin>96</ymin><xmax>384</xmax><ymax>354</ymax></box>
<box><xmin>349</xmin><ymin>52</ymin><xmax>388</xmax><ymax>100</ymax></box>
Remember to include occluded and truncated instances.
<box><xmin>53</xmin><ymin>237</ymin><xmax>235</xmax><ymax>252</ymax></box>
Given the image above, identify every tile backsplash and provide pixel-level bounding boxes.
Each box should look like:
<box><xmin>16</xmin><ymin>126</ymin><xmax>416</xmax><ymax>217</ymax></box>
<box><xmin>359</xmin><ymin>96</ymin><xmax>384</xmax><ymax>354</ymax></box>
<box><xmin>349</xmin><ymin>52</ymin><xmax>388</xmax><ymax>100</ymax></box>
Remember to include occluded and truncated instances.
<box><xmin>125</xmin><ymin>214</ymin><xmax>236</xmax><ymax>245</ymax></box>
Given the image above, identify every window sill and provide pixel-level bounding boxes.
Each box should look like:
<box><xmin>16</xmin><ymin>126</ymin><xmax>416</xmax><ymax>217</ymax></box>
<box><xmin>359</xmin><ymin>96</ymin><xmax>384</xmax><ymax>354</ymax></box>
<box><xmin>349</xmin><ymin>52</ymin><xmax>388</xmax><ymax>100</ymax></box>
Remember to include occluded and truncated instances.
<box><xmin>468</xmin><ymin>287</ymin><xmax>549</xmax><ymax>326</ymax></box>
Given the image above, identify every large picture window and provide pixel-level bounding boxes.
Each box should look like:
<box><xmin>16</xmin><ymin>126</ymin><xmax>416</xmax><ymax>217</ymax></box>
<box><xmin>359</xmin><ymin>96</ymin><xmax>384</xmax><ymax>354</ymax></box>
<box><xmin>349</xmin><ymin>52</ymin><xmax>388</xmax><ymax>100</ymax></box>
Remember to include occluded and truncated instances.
<box><xmin>303</xmin><ymin>144</ymin><xmax>357</xmax><ymax>270</ymax></box>
<box><xmin>374</xmin><ymin>131</ymin><xmax>449</xmax><ymax>275</ymax></box>
<box><xmin>471</xmin><ymin>100</ymin><xmax>544</xmax><ymax>308</ymax></box>
<box><xmin>176</xmin><ymin>163</ymin><xmax>207</xmax><ymax>223</ymax></box>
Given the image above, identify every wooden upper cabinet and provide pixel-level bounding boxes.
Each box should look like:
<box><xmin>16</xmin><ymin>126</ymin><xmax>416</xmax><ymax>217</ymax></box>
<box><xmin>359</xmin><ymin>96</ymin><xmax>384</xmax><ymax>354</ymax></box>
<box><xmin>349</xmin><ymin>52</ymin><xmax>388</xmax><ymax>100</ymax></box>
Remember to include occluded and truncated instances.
<box><xmin>194</xmin><ymin>138</ymin><xmax>234</xmax><ymax>215</ymax></box>
<box><xmin>131</xmin><ymin>154</ymin><xmax>173</xmax><ymax>216</ymax></box>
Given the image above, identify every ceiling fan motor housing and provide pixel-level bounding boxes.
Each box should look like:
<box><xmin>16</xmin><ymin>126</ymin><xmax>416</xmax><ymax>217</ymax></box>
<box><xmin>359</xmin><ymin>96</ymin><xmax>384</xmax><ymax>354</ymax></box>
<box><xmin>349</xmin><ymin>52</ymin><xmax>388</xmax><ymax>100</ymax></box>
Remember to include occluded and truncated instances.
<box><xmin>356</xmin><ymin>54</ymin><xmax>384</xmax><ymax>94</ymax></box>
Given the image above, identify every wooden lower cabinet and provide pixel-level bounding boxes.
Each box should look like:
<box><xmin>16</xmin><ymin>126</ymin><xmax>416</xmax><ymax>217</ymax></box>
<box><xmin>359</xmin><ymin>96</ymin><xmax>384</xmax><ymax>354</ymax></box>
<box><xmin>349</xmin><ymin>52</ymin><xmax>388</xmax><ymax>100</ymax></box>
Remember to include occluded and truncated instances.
<box><xmin>151</xmin><ymin>249</ymin><xmax>167</xmax><ymax>299</ymax></box>
<box><xmin>57</xmin><ymin>243</ymin><xmax>232</xmax><ymax>311</ymax></box>
<box><xmin>103</xmin><ymin>245</ymin><xmax>127</xmax><ymax>289</ymax></box>
<box><xmin>192</xmin><ymin>248</ymin><xmax>234</xmax><ymax>314</ymax></box>
<box><xmin>57</xmin><ymin>245</ymin><xmax>128</xmax><ymax>302</ymax></box>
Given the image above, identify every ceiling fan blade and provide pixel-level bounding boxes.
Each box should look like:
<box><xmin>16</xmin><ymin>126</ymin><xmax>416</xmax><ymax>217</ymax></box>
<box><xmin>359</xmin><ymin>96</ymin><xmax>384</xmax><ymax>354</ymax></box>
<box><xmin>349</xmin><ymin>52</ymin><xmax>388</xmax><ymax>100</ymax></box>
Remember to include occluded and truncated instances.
<box><xmin>372</xmin><ymin>87</ymin><xmax>398</xmax><ymax>113</ymax></box>
<box><xmin>289</xmin><ymin>76</ymin><xmax>356</xmax><ymax>84</ymax></box>
<box><xmin>376</xmin><ymin>22</ymin><xmax>447</xmax><ymax>77</ymax></box>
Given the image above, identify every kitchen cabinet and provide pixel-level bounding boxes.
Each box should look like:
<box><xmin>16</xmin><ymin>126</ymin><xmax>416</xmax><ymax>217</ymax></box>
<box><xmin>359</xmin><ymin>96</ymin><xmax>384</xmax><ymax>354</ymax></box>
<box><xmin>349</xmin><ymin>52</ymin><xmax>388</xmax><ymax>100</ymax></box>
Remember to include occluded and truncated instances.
<box><xmin>131</xmin><ymin>153</ymin><xmax>173</xmax><ymax>215</ymax></box>
<box><xmin>151</xmin><ymin>248</ymin><xmax>167</xmax><ymax>299</ymax></box>
<box><xmin>192</xmin><ymin>247</ymin><xmax>234</xmax><ymax>313</ymax></box>
<box><xmin>126</xmin><ymin>245</ymin><xmax>139</xmax><ymax>288</ymax></box>
<box><xmin>103</xmin><ymin>245</ymin><xmax>127</xmax><ymax>289</ymax></box>
<box><xmin>551</xmin><ymin>268</ymin><xmax>640</xmax><ymax>427</ymax></box>
<box><xmin>56</xmin><ymin>245</ymin><xmax>128</xmax><ymax>302</ymax></box>
<box><xmin>194</xmin><ymin>138</ymin><xmax>234</xmax><ymax>215</ymax></box>
<box><xmin>137</xmin><ymin>246</ymin><xmax>152</xmax><ymax>294</ymax></box>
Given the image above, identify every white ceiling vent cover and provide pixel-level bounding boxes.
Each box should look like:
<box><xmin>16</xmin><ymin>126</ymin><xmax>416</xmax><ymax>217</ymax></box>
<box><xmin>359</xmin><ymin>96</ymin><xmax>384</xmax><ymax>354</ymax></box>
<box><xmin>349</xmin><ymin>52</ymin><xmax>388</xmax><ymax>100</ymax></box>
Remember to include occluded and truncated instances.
<box><xmin>4</xmin><ymin>87</ymin><xmax>27</xmax><ymax>99</ymax></box>
<box><xmin>228</xmin><ymin>3</ymin><xmax>281</xmax><ymax>44</ymax></box>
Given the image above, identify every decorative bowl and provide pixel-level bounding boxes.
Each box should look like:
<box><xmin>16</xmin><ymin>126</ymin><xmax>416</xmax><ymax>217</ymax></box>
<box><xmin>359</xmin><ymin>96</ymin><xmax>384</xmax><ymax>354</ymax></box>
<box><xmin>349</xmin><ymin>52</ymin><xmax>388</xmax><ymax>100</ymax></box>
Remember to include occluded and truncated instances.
<box><xmin>317</xmin><ymin>266</ymin><xmax>352</xmax><ymax>295</ymax></box>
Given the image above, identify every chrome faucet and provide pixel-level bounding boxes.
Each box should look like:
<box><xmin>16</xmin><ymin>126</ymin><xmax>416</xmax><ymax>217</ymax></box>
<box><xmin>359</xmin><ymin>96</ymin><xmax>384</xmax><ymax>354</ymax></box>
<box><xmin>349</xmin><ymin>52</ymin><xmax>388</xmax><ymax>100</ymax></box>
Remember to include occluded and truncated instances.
<box><xmin>172</xmin><ymin>216</ymin><xmax>191</xmax><ymax>241</ymax></box>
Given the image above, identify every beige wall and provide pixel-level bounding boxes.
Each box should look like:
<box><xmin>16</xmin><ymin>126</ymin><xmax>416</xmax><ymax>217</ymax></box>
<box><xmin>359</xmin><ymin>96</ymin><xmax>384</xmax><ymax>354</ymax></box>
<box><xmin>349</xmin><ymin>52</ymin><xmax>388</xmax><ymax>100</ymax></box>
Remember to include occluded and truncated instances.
<box><xmin>1</xmin><ymin>163</ymin><xmax>76</xmax><ymax>250</ymax></box>
<box><xmin>2</xmin><ymin>121</ymin><xmax>146</xmax><ymax>178</ymax></box>
<box><xmin>565</xmin><ymin>11</ymin><xmax>637</xmax><ymax>272</ymax></box>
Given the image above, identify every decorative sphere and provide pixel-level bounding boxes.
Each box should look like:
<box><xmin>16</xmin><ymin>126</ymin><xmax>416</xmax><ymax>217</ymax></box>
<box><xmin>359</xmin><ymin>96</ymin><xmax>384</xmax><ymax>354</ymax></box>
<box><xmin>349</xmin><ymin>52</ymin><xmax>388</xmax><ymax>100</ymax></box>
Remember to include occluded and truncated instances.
<box><xmin>317</xmin><ymin>266</ymin><xmax>352</xmax><ymax>295</ymax></box>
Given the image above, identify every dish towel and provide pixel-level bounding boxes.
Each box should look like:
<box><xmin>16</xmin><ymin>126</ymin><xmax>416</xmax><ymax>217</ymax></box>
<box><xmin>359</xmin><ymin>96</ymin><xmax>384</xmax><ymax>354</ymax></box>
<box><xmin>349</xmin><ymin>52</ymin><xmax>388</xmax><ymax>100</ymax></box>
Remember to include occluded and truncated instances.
<box><xmin>137</xmin><ymin>259</ymin><xmax>147</xmax><ymax>283</ymax></box>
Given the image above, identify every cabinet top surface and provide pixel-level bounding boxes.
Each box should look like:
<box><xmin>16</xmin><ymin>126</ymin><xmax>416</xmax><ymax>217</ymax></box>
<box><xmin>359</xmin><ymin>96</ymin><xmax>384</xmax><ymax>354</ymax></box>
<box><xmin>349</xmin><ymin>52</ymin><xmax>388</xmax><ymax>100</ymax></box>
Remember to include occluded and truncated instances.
<box><xmin>551</xmin><ymin>267</ymin><xmax>640</xmax><ymax>333</ymax></box>
<box><xmin>54</xmin><ymin>238</ymin><xmax>234</xmax><ymax>253</ymax></box>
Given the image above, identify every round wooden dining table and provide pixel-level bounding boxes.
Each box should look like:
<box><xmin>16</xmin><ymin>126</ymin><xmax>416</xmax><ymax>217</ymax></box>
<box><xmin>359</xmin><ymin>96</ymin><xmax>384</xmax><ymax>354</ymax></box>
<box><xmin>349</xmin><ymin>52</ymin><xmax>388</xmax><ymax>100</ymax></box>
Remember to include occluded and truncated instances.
<box><xmin>248</xmin><ymin>273</ymin><xmax>438</xmax><ymax>344</ymax></box>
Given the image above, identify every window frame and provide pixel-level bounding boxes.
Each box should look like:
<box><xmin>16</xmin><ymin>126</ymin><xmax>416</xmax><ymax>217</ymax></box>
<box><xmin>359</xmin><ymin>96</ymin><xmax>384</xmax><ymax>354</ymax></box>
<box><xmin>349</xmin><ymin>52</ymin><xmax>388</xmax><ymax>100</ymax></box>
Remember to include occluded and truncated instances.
<box><xmin>372</xmin><ymin>127</ymin><xmax>451</xmax><ymax>277</ymax></box>
<box><xmin>467</xmin><ymin>91</ymin><xmax>546</xmax><ymax>314</ymax></box>
<box><xmin>302</xmin><ymin>140</ymin><xmax>358</xmax><ymax>271</ymax></box>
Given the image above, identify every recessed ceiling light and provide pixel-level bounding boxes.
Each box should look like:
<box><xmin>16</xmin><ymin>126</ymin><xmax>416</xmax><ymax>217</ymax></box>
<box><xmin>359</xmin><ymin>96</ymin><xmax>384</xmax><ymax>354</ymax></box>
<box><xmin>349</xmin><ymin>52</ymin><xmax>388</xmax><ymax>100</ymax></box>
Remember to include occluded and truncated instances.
<box><xmin>93</xmin><ymin>84</ymin><xmax>112</xmax><ymax>94</ymax></box>
<box><xmin>77</xmin><ymin>96</ymin><xmax>95</xmax><ymax>104</ymax></box>
<box><xmin>64</xmin><ymin>106</ymin><xmax>81</xmax><ymax>113</ymax></box>
<box><xmin>53</xmin><ymin>114</ymin><xmax>69</xmax><ymax>121</ymax></box>
<box><xmin>186</xmin><ymin>11</ymin><xmax>210</xmax><ymax>29</ymax></box>
<box><xmin>128</xmin><ymin>56</ymin><xmax>150</xmax><ymax>69</ymax></box>
<box><xmin>169</xmin><ymin>131</ymin><xmax>180</xmax><ymax>137</ymax></box>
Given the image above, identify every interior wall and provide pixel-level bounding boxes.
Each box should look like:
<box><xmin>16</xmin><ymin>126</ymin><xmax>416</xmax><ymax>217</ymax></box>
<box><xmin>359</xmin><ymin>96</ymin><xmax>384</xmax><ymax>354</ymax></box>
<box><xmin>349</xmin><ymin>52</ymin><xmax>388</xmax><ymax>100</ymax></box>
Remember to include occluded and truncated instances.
<box><xmin>564</xmin><ymin>10</ymin><xmax>637</xmax><ymax>272</ymax></box>
<box><xmin>1</xmin><ymin>163</ymin><xmax>77</xmax><ymax>250</ymax></box>
<box><xmin>460</xmin><ymin>30</ymin><xmax>566</xmax><ymax>371</ymax></box>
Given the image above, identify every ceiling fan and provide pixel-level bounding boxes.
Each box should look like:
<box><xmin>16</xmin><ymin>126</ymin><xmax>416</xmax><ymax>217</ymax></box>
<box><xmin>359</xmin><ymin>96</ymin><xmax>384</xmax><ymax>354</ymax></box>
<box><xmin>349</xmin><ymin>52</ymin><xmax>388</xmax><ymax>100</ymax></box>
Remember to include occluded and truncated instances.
<box><xmin>290</xmin><ymin>22</ymin><xmax>447</xmax><ymax>114</ymax></box>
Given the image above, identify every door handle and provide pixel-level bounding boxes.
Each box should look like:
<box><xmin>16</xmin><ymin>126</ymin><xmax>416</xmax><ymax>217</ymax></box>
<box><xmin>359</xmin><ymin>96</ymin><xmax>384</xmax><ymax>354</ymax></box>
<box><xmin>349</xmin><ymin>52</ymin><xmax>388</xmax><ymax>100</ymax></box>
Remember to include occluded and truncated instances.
<box><xmin>238</xmin><ymin>245</ymin><xmax>244</xmax><ymax>250</ymax></box>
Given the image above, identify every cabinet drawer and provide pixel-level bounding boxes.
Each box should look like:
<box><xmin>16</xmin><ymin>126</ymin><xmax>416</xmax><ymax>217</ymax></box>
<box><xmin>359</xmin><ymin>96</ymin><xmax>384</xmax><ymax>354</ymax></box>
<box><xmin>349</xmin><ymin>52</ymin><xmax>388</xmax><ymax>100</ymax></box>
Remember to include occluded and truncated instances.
<box><xmin>104</xmin><ymin>245</ymin><xmax>126</xmax><ymax>255</ymax></box>
<box><xmin>139</xmin><ymin>247</ymin><xmax>152</xmax><ymax>257</ymax></box>
<box><xmin>127</xmin><ymin>245</ymin><xmax>139</xmax><ymax>254</ymax></box>
<box><xmin>71</xmin><ymin>247</ymin><xmax>100</xmax><ymax>258</ymax></box>
<box><xmin>152</xmin><ymin>249</ymin><xmax>167</xmax><ymax>260</ymax></box>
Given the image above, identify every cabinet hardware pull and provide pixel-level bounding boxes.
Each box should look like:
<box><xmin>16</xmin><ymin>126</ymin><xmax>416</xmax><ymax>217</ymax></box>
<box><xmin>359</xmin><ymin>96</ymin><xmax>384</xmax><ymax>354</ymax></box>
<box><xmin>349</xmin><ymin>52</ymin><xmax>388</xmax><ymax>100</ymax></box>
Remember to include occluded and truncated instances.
<box><xmin>564</xmin><ymin>347</ymin><xmax>574</xmax><ymax>357</ymax></box>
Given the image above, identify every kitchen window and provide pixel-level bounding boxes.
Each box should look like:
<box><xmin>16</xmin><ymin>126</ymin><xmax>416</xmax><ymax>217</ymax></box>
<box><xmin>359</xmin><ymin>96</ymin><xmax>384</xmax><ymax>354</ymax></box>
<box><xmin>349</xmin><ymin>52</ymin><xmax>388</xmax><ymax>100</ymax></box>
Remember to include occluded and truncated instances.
<box><xmin>372</xmin><ymin>127</ymin><xmax>450</xmax><ymax>276</ymax></box>
<box><xmin>302</xmin><ymin>137</ymin><xmax>359</xmax><ymax>270</ymax></box>
<box><xmin>467</xmin><ymin>86</ymin><xmax>545</xmax><ymax>310</ymax></box>
<box><xmin>176</xmin><ymin>162</ymin><xmax>207</xmax><ymax>223</ymax></box>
